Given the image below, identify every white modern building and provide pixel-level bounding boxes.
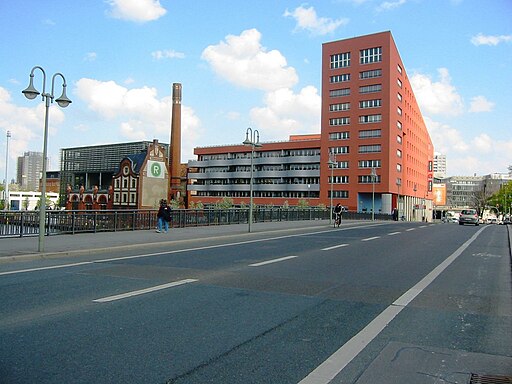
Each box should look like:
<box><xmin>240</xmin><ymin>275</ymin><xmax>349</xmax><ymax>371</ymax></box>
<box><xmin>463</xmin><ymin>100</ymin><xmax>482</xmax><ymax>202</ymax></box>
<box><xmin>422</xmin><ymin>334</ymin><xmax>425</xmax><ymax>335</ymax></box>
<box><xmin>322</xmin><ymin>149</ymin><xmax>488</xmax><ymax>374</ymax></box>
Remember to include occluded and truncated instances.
<box><xmin>6</xmin><ymin>191</ymin><xmax>59</xmax><ymax>211</ymax></box>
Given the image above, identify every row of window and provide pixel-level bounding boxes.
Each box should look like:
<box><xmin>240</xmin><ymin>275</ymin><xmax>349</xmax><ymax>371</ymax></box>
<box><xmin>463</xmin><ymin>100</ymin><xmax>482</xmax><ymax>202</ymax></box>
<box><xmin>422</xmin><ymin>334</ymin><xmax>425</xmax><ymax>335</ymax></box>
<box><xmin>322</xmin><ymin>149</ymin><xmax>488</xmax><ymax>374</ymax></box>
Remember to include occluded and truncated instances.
<box><xmin>329</xmin><ymin>68</ymin><xmax>383</xmax><ymax>84</ymax></box>
<box><xmin>328</xmin><ymin>175</ymin><xmax>382</xmax><ymax>184</ymax></box>
<box><xmin>329</xmin><ymin>84</ymin><xmax>382</xmax><ymax>97</ymax></box>
<box><xmin>329</xmin><ymin>114</ymin><xmax>382</xmax><ymax>126</ymax></box>
<box><xmin>329</xmin><ymin>99</ymin><xmax>382</xmax><ymax>111</ymax></box>
<box><xmin>329</xmin><ymin>47</ymin><xmax>382</xmax><ymax>69</ymax></box>
<box><xmin>331</xmin><ymin>145</ymin><xmax>382</xmax><ymax>154</ymax></box>
<box><xmin>328</xmin><ymin>130</ymin><xmax>382</xmax><ymax>140</ymax></box>
<box><xmin>200</xmin><ymin>149</ymin><xmax>320</xmax><ymax>161</ymax></box>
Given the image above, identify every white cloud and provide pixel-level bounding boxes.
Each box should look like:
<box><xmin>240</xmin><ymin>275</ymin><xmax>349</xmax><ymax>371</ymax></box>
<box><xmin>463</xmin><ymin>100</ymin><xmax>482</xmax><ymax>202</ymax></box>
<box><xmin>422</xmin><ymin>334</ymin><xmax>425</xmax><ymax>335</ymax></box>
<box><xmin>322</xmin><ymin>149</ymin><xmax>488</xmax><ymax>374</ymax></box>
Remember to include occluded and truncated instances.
<box><xmin>84</xmin><ymin>52</ymin><xmax>97</xmax><ymax>62</ymax></box>
<box><xmin>425</xmin><ymin>116</ymin><xmax>512</xmax><ymax>175</ymax></box>
<box><xmin>283</xmin><ymin>5</ymin><xmax>348</xmax><ymax>35</ymax></box>
<box><xmin>410</xmin><ymin>68</ymin><xmax>464</xmax><ymax>116</ymax></box>
<box><xmin>201</xmin><ymin>28</ymin><xmax>298</xmax><ymax>91</ymax></box>
<box><xmin>250</xmin><ymin>86</ymin><xmax>321</xmax><ymax>140</ymax></box>
<box><xmin>74</xmin><ymin>79</ymin><xmax>202</xmax><ymax>162</ymax></box>
<box><xmin>424</xmin><ymin>116</ymin><xmax>468</xmax><ymax>154</ymax></box>
<box><xmin>0</xmin><ymin>86</ymin><xmax>66</xmax><ymax>168</ymax></box>
<box><xmin>469</xmin><ymin>95</ymin><xmax>494</xmax><ymax>113</ymax></box>
<box><xmin>151</xmin><ymin>49</ymin><xmax>185</xmax><ymax>60</ymax></box>
<box><xmin>106</xmin><ymin>0</ymin><xmax>166</xmax><ymax>22</ymax></box>
<box><xmin>471</xmin><ymin>33</ymin><xmax>512</xmax><ymax>46</ymax></box>
<box><xmin>376</xmin><ymin>0</ymin><xmax>406</xmax><ymax>12</ymax></box>
<box><xmin>471</xmin><ymin>133</ymin><xmax>493</xmax><ymax>154</ymax></box>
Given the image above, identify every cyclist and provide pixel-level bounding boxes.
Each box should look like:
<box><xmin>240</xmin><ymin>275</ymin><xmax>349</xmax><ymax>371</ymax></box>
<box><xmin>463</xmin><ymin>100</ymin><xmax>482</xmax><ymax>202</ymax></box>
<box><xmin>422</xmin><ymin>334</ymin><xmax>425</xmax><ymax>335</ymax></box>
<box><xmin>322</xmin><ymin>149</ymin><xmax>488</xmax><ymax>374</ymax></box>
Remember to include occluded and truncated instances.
<box><xmin>333</xmin><ymin>203</ymin><xmax>342</xmax><ymax>227</ymax></box>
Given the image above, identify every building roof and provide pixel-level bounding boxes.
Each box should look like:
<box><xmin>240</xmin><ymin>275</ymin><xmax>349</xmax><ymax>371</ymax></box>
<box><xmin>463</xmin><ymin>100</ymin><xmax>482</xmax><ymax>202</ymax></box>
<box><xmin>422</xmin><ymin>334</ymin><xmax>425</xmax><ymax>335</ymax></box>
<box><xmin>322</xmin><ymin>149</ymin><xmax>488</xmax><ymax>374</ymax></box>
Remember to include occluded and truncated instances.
<box><xmin>125</xmin><ymin>153</ymin><xmax>147</xmax><ymax>174</ymax></box>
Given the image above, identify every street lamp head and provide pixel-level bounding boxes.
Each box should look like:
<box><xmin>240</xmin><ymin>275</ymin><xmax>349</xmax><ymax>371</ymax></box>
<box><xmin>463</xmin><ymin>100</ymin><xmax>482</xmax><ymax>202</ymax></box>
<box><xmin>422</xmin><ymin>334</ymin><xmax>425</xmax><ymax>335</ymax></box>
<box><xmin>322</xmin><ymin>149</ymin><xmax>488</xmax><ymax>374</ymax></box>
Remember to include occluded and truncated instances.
<box><xmin>22</xmin><ymin>74</ymin><xmax>40</xmax><ymax>100</ymax></box>
<box><xmin>243</xmin><ymin>128</ymin><xmax>252</xmax><ymax>146</ymax></box>
<box><xmin>55</xmin><ymin>84</ymin><xmax>72</xmax><ymax>108</ymax></box>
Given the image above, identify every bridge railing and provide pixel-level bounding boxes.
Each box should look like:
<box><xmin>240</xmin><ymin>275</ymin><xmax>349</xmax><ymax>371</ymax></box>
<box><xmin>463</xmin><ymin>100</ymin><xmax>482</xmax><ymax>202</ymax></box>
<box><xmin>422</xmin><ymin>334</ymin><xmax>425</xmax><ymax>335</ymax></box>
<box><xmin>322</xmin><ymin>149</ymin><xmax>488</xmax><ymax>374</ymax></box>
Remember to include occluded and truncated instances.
<box><xmin>0</xmin><ymin>208</ymin><xmax>392</xmax><ymax>238</ymax></box>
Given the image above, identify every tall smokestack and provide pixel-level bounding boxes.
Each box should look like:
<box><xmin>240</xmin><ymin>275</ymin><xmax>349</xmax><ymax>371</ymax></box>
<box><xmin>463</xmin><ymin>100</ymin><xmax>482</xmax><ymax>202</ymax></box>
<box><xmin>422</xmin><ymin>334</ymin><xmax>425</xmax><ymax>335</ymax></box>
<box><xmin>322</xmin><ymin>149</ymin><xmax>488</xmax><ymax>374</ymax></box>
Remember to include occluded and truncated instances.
<box><xmin>170</xmin><ymin>83</ymin><xmax>182</xmax><ymax>200</ymax></box>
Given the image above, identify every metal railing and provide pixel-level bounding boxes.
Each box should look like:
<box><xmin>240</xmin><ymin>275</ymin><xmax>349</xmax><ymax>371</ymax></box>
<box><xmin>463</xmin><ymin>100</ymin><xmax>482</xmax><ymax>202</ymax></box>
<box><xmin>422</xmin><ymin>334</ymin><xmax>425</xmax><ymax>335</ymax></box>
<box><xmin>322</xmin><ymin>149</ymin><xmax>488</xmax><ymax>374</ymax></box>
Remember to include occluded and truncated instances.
<box><xmin>0</xmin><ymin>208</ymin><xmax>392</xmax><ymax>238</ymax></box>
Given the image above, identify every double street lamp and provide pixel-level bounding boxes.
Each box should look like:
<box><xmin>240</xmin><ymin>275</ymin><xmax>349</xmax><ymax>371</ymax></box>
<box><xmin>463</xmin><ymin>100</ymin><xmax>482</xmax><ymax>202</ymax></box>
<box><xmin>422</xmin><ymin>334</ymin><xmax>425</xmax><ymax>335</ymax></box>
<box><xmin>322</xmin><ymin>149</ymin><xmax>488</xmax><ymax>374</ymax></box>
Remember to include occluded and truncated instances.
<box><xmin>4</xmin><ymin>131</ymin><xmax>11</xmax><ymax>210</ymax></box>
<box><xmin>243</xmin><ymin>127</ymin><xmax>261</xmax><ymax>233</ymax></box>
<box><xmin>22</xmin><ymin>66</ymin><xmax>72</xmax><ymax>252</ymax></box>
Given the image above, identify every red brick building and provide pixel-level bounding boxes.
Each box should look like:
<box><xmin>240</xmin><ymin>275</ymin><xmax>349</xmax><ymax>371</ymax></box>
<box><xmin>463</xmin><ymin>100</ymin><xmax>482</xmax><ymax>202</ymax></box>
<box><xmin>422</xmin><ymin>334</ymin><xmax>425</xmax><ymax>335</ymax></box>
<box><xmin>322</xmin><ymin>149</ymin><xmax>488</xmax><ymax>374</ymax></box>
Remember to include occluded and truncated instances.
<box><xmin>187</xmin><ymin>31</ymin><xmax>434</xmax><ymax>220</ymax></box>
<box><xmin>321</xmin><ymin>31</ymin><xmax>433</xmax><ymax>218</ymax></box>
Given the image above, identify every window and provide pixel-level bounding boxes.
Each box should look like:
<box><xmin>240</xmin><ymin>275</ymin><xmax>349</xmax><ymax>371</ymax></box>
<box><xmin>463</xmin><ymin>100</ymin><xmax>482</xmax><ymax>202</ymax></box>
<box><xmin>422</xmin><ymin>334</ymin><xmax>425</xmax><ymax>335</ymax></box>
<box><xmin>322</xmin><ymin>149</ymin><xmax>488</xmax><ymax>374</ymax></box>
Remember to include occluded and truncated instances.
<box><xmin>397</xmin><ymin>107</ymin><xmax>402</xmax><ymax>116</ymax></box>
<box><xmin>359</xmin><ymin>160</ymin><xmax>381</xmax><ymax>168</ymax></box>
<box><xmin>329</xmin><ymin>132</ymin><xmax>350</xmax><ymax>140</ymax></box>
<box><xmin>330</xmin><ymin>88</ymin><xmax>350</xmax><ymax>97</ymax></box>
<box><xmin>328</xmin><ymin>190</ymin><xmax>349</xmax><ymax>198</ymax></box>
<box><xmin>397</xmin><ymin>121</ymin><xmax>402</xmax><ymax>130</ymax></box>
<box><xmin>397</xmin><ymin>149</ymin><xmax>402</xmax><ymax>158</ymax></box>
<box><xmin>330</xmin><ymin>102</ymin><xmax>350</xmax><ymax>111</ymax></box>
<box><xmin>329</xmin><ymin>117</ymin><xmax>350</xmax><ymax>126</ymax></box>
<box><xmin>397</xmin><ymin>93</ymin><xmax>402</xmax><ymax>102</ymax></box>
<box><xmin>359</xmin><ymin>84</ymin><xmax>382</xmax><ymax>93</ymax></box>
<box><xmin>359</xmin><ymin>175</ymin><xmax>381</xmax><ymax>183</ymax></box>
<box><xmin>359</xmin><ymin>129</ymin><xmax>381</xmax><ymax>138</ymax></box>
<box><xmin>397</xmin><ymin>64</ymin><xmax>402</xmax><ymax>74</ymax></box>
<box><xmin>396</xmin><ymin>163</ymin><xmax>402</xmax><ymax>172</ymax></box>
<box><xmin>359</xmin><ymin>114</ymin><xmax>382</xmax><ymax>123</ymax></box>
<box><xmin>397</xmin><ymin>135</ymin><xmax>402</xmax><ymax>144</ymax></box>
<box><xmin>330</xmin><ymin>74</ymin><xmax>350</xmax><ymax>83</ymax></box>
<box><xmin>397</xmin><ymin>78</ymin><xmax>402</xmax><ymax>88</ymax></box>
<box><xmin>360</xmin><ymin>69</ymin><xmax>382</xmax><ymax>79</ymax></box>
<box><xmin>359</xmin><ymin>99</ymin><xmax>382</xmax><ymax>109</ymax></box>
<box><xmin>331</xmin><ymin>146</ymin><xmax>350</xmax><ymax>154</ymax></box>
<box><xmin>330</xmin><ymin>52</ymin><xmax>351</xmax><ymax>68</ymax></box>
<box><xmin>329</xmin><ymin>175</ymin><xmax>349</xmax><ymax>184</ymax></box>
<box><xmin>359</xmin><ymin>145</ymin><xmax>381</xmax><ymax>153</ymax></box>
<box><xmin>360</xmin><ymin>47</ymin><xmax>382</xmax><ymax>64</ymax></box>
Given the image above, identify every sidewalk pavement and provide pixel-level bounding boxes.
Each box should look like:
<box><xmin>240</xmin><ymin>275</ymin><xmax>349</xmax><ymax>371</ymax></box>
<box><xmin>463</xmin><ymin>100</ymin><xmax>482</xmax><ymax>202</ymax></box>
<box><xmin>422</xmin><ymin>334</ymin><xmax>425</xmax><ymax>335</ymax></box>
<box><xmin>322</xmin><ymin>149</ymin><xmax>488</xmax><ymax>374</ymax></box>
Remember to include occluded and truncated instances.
<box><xmin>0</xmin><ymin>219</ymin><xmax>334</xmax><ymax>262</ymax></box>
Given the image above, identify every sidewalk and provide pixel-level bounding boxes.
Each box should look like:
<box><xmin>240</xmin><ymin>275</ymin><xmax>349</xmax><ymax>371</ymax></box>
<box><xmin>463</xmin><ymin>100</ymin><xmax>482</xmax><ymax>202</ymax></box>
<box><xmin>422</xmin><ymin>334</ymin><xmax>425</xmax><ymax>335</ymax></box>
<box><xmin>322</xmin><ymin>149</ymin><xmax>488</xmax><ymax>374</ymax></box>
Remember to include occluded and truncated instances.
<box><xmin>0</xmin><ymin>219</ymin><xmax>333</xmax><ymax>262</ymax></box>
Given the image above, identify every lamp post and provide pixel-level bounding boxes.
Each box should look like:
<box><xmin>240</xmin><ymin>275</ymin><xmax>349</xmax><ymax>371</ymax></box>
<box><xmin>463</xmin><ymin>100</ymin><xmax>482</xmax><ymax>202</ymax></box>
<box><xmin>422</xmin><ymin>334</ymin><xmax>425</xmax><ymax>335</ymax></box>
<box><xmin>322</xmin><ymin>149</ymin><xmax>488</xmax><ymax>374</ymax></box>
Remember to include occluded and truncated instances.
<box><xmin>413</xmin><ymin>183</ymin><xmax>417</xmax><ymax>221</ymax></box>
<box><xmin>243</xmin><ymin>127</ymin><xmax>261</xmax><ymax>233</ymax></box>
<box><xmin>4</xmin><ymin>131</ymin><xmax>10</xmax><ymax>210</ymax></box>
<box><xmin>22</xmin><ymin>66</ymin><xmax>72</xmax><ymax>252</ymax></box>
<box><xmin>328</xmin><ymin>152</ymin><xmax>336</xmax><ymax>224</ymax></box>
<box><xmin>370</xmin><ymin>167</ymin><xmax>377</xmax><ymax>221</ymax></box>
<box><xmin>396</xmin><ymin>178</ymin><xmax>401</xmax><ymax>220</ymax></box>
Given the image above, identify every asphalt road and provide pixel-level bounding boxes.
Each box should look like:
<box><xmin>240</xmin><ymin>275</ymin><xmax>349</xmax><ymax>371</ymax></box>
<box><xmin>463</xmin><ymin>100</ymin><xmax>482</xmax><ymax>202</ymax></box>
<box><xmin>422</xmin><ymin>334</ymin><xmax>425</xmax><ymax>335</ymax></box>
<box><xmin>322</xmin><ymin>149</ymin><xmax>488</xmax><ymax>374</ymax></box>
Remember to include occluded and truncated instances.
<box><xmin>0</xmin><ymin>221</ymin><xmax>511</xmax><ymax>383</ymax></box>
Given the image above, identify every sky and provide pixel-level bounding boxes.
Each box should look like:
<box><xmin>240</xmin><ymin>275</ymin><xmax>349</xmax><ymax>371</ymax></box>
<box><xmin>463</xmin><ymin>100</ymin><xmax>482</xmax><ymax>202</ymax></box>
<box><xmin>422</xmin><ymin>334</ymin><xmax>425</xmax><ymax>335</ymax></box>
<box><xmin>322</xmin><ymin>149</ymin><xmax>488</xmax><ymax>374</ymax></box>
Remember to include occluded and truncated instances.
<box><xmin>0</xmin><ymin>0</ymin><xmax>511</xmax><ymax>183</ymax></box>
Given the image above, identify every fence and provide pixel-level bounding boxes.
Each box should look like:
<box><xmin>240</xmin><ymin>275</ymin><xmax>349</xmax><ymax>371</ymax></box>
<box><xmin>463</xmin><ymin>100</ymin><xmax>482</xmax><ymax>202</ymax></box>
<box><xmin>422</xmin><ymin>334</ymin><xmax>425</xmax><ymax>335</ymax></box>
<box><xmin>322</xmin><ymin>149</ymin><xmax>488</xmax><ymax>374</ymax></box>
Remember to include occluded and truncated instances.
<box><xmin>0</xmin><ymin>208</ymin><xmax>392</xmax><ymax>238</ymax></box>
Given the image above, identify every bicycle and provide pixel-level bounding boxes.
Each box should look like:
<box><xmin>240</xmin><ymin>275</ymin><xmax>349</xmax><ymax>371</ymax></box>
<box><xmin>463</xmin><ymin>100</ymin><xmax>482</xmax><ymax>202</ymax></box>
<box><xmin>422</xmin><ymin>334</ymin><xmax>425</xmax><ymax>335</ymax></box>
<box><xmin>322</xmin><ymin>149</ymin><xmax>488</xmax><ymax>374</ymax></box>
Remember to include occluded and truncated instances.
<box><xmin>334</xmin><ymin>212</ymin><xmax>342</xmax><ymax>227</ymax></box>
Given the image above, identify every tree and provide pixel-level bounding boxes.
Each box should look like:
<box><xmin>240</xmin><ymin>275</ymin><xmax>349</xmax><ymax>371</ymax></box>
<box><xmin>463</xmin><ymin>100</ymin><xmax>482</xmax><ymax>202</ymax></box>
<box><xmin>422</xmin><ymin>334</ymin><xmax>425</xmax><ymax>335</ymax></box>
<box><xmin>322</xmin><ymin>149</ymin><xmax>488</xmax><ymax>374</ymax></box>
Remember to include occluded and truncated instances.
<box><xmin>217</xmin><ymin>197</ymin><xmax>234</xmax><ymax>209</ymax></box>
<box><xmin>487</xmin><ymin>181</ymin><xmax>512</xmax><ymax>214</ymax></box>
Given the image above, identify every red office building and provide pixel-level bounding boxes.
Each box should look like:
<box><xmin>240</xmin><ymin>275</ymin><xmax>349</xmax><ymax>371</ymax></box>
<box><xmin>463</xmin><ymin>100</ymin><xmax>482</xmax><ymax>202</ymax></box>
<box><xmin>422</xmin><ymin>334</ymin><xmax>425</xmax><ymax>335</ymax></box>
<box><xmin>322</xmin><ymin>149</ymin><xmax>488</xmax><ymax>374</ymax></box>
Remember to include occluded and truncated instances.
<box><xmin>188</xmin><ymin>31</ymin><xmax>433</xmax><ymax>220</ymax></box>
<box><xmin>321</xmin><ymin>31</ymin><xmax>433</xmax><ymax>219</ymax></box>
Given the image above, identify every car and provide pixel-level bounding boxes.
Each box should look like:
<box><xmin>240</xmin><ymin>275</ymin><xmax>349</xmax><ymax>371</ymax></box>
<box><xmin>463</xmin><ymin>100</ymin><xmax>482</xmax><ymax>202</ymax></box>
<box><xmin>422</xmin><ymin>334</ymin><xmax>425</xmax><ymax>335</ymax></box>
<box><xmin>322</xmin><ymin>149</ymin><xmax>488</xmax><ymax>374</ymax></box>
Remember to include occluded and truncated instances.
<box><xmin>459</xmin><ymin>209</ymin><xmax>479</xmax><ymax>226</ymax></box>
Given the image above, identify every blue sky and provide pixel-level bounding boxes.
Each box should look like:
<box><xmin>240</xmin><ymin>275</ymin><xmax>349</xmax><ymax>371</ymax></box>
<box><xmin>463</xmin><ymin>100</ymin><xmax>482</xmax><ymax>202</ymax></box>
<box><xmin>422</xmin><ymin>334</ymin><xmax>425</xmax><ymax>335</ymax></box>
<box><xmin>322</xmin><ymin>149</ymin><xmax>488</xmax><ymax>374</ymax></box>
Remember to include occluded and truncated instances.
<box><xmin>1</xmin><ymin>0</ymin><xmax>511</xmax><ymax>182</ymax></box>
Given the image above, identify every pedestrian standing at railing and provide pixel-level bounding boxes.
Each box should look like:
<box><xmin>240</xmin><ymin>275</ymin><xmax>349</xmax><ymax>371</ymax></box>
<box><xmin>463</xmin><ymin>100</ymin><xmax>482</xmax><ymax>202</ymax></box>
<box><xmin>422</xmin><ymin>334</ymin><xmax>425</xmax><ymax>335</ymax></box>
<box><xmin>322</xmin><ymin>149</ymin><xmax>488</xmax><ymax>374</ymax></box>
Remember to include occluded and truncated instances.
<box><xmin>156</xmin><ymin>199</ymin><xmax>171</xmax><ymax>233</ymax></box>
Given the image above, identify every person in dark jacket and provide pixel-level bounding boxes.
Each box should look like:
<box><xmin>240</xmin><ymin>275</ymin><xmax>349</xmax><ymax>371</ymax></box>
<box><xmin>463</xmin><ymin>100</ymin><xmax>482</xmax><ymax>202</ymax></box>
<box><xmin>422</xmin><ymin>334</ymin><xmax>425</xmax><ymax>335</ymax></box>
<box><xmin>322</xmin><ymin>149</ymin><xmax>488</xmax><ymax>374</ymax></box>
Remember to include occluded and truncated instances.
<box><xmin>156</xmin><ymin>199</ymin><xmax>171</xmax><ymax>233</ymax></box>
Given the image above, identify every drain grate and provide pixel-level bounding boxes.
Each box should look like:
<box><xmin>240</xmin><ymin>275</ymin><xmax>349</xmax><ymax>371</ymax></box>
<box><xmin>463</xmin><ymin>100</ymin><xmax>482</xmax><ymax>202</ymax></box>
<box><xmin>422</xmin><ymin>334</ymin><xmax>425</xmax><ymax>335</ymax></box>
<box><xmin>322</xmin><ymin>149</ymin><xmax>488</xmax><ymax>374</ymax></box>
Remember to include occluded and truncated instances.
<box><xmin>469</xmin><ymin>374</ymin><xmax>512</xmax><ymax>384</ymax></box>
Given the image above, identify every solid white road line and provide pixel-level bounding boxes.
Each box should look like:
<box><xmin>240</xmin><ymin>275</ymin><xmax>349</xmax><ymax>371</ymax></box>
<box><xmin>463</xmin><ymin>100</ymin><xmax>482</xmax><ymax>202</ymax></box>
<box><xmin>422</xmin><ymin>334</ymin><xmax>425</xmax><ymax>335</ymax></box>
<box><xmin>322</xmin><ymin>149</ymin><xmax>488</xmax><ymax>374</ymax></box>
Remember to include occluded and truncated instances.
<box><xmin>387</xmin><ymin>232</ymin><xmax>401</xmax><ymax>236</ymax></box>
<box><xmin>322</xmin><ymin>244</ymin><xmax>349</xmax><ymax>251</ymax></box>
<box><xmin>298</xmin><ymin>225</ymin><xmax>487</xmax><ymax>384</ymax></box>
<box><xmin>249</xmin><ymin>256</ymin><xmax>298</xmax><ymax>267</ymax></box>
<box><xmin>406</xmin><ymin>228</ymin><xmax>416</xmax><ymax>231</ymax></box>
<box><xmin>361</xmin><ymin>236</ymin><xmax>380</xmax><ymax>242</ymax></box>
<box><xmin>93</xmin><ymin>279</ymin><xmax>198</xmax><ymax>303</ymax></box>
